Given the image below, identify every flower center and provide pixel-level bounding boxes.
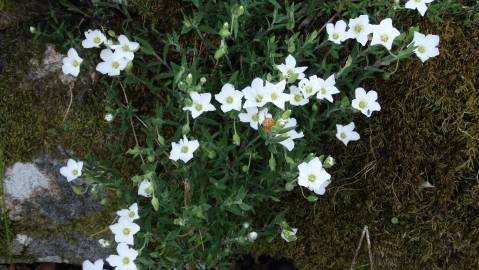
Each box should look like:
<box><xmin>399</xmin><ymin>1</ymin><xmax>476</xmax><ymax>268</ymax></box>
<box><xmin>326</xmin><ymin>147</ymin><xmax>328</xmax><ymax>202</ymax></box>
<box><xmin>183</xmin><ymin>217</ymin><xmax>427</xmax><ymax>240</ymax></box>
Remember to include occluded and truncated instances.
<box><xmin>354</xmin><ymin>24</ymin><xmax>363</xmax><ymax>33</ymax></box>
<box><xmin>287</xmin><ymin>69</ymin><xmax>295</xmax><ymax>78</ymax></box>
<box><xmin>144</xmin><ymin>186</ymin><xmax>153</xmax><ymax>194</ymax></box>
<box><xmin>320</xmin><ymin>87</ymin><xmax>327</xmax><ymax>94</ymax></box>
<box><xmin>226</xmin><ymin>96</ymin><xmax>234</xmax><ymax>104</ymax></box>
<box><xmin>112</xmin><ymin>61</ymin><xmax>120</xmax><ymax>69</ymax></box>
<box><xmin>255</xmin><ymin>95</ymin><xmax>263</xmax><ymax>103</ymax></box>
<box><xmin>122</xmin><ymin>228</ymin><xmax>130</xmax><ymax>235</ymax></box>
<box><xmin>122</xmin><ymin>44</ymin><xmax>130</xmax><ymax>52</ymax></box>
<box><xmin>194</xmin><ymin>103</ymin><xmax>203</xmax><ymax>111</ymax></box>
<box><xmin>294</xmin><ymin>94</ymin><xmax>302</xmax><ymax>102</ymax></box>
<box><xmin>308</xmin><ymin>174</ymin><xmax>316</xmax><ymax>182</ymax></box>
<box><xmin>305</xmin><ymin>86</ymin><xmax>313</xmax><ymax>94</ymax></box>
<box><xmin>72</xmin><ymin>60</ymin><xmax>79</xmax><ymax>67</ymax></box>
<box><xmin>128</xmin><ymin>211</ymin><xmax>135</xmax><ymax>218</ymax></box>
<box><xmin>340</xmin><ymin>132</ymin><xmax>347</xmax><ymax>139</ymax></box>
<box><xmin>251</xmin><ymin>113</ymin><xmax>259</xmax><ymax>122</ymax></box>
<box><xmin>380</xmin><ymin>34</ymin><xmax>389</xmax><ymax>43</ymax></box>
<box><xmin>72</xmin><ymin>169</ymin><xmax>78</xmax><ymax>176</ymax></box>
<box><xmin>93</xmin><ymin>36</ymin><xmax>102</xmax><ymax>44</ymax></box>
<box><xmin>418</xmin><ymin>46</ymin><xmax>426</xmax><ymax>53</ymax></box>
<box><xmin>332</xmin><ymin>33</ymin><xmax>339</xmax><ymax>40</ymax></box>
<box><xmin>271</xmin><ymin>93</ymin><xmax>278</xmax><ymax>100</ymax></box>
<box><xmin>358</xmin><ymin>100</ymin><xmax>367</xmax><ymax>109</ymax></box>
<box><xmin>122</xmin><ymin>257</ymin><xmax>130</xmax><ymax>265</ymax></box>
<box><xmin>181</xmin><ymin>146</ymin><xmax>189</xmax><ymax>153</ymax></box>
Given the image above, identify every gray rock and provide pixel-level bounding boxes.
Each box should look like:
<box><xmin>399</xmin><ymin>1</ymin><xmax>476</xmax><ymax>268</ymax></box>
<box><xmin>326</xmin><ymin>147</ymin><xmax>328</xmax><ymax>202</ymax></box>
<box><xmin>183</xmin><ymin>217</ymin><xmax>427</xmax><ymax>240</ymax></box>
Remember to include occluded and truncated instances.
<box><xmin>1</xmin><ymin>156</ymin><xmax>113</xmax><ymax>264</ymax></box>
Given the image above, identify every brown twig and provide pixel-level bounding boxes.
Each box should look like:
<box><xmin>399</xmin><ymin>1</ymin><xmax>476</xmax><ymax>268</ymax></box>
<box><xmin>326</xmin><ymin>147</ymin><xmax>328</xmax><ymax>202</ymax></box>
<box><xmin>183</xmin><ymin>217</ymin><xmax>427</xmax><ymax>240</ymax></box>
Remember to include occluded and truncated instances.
<box><xmin>62</xmin><ymin>81</ymin><xmax>76</xmax><ymax>123</ymax></box>
<box><xmin>350</xmin><ymin>225</ymin><xmax>374</xmax><ymax>270</ymax></box>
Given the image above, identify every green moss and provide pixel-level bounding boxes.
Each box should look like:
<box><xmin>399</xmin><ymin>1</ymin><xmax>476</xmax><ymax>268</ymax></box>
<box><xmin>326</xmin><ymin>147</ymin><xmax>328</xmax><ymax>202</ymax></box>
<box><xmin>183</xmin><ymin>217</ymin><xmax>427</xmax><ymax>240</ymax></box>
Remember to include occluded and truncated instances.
<box><xmin>249</xmin><ymin>20</ymin><xmax>479</xmax><ymax>270</ymax></box>
<box><xmin>0</xmin><ymin>25</ymin><xmax>109</xmax><ymax>166</ymax></box>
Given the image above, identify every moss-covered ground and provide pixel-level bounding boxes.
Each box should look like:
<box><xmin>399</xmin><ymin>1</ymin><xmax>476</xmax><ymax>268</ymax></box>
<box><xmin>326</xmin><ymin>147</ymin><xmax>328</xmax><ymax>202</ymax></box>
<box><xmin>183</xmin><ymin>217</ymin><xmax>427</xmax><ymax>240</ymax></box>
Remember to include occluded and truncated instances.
<box><xmin>249</xmin><ymin>16</ymin><xmax>479</xmax><ymax>270</ymax></box>
<box><xmin>1</xmin><ymin>0</ymin><xmax>478</xmax><ymax>268</ymax></box>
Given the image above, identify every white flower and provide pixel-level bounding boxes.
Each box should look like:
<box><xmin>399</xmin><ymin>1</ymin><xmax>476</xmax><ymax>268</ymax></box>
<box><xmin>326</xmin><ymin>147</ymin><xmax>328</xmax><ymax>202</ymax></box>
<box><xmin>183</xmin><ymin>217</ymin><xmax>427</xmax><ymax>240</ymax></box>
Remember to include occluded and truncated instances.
<box><xmin>15</xmin><ymin>234</ymin><xmax>32</xmax><ymax>246</ymax></box>
<box><xmin>106</xmin><ymin>243</ymin><xmax>138</xmax><ymax>270</ymax></box>
<box><xmin>347</xmin><ymin>15</ymin><xmax>373</xmax><ymax>46</ymax></box>
<box><xmin>276</xmin><ymin>54</ymin><xmax>307</xmax><ymax>81</ymax></box>
<box><xmin>281</xmin><ymin>227</ymin><xmax>298</xmax><ymax>242</ymax></box>
<box><xmin>169</xmin><ymin>135</ymin><xmax>200</xmax><ymax>163</ymax></box>
<box><xmin>59</xmin><ymin>159</ymin><xmax>83</xmax><ymax>182</ymax></box>
<box><xmin>62</xmin><ymin>48</ymin><xmax>83</xmax><ymax>77</ymax></box>
<box><xmin>336</xmin><ymin>122</ymin><xmax>360</xmax><ymax>146</ymax></box>
<box><xmin>405</xmin><ymin>0</ymin><xmax>434</xmax><ymax>16</ymax></box>
<box><xmin>242</xmin><ymin>222</ymin><xmax>250</xmax><ymax>229</ymax></box>
<box><xmin>82</xmin><ymin>29</ymin><xmax>107</xmax><ymax>48</ymax></box>
<box><xmin>109</xmin><ymin>220</ymin><xmax>140</xmax><ymax>245</ymax></box>
<box><xmin>104</xmin><ymin>113</ymin><xmax>114</xmax><ymax>122</ymax></box>
<box><xmin>247</xmin><ymin>231</ymin><xmax>258</xmax><ymax>241</ymax></box>
<box><xmin>138</xmin><ymin>179</ymin><xmax>154</xmax><ymax>197</ymax></box>
<box><xmin>370</xmin><ymin>18</ymin><xmax>400</xmax><ymax>50</ymax></box>
<box><xmin>82</xmin><ymin>259</ymin><xmax>104</xmax><ymax>270</ymax></box>
<box><xmin>215</xmin><ymin>83</ymin><xmax>244</xmax><ymax>112</ymax></box>
<box><xmin>316</xmin><ymin>74</ymin><xmax>340</xmax><ymax>102</ymax></box>
<box><xmin>412</xmin><ymin>32</ymin><xmax>440</xmax><ymax>62</ymax></box>
<box><xmin>297</xmin><ymin>157</ymin><xmax>331</xmax><ymax>195</ymax></box>
<box><xmin>265</xmin><ymin>80</ymin><xmax>289</xmax><ymax>110</ymax></box>
<box><xmin>326</xmin><ymin>20</ymin><xmax>350</xmax><ymax>44</ymax></box>
<box><xmin>110</xmin><ymin>35</ymin><xmax>140</xmax><ymax>61</ymax></box>
<box><xmin>96</xmin><ymin>49</ymin><xmax>129</xmax><ymax>76</ymax></box>
<box><xmin>323</xmin><ymin>156</ymin><xmax>335</xmax><ymax>168</ymax></box>
<box><xmin>98</xmin><ymin>239</ymin><xmax>111</xmax><ymax>248</ymax></box>
<box><xmin>29</xmin><ymin>26</ymin><xmax>36</xmax><ymax>33</ymax></box>
<box><xmin>298</xmin><ymin>75</ymin><xmax>321</xmax><ymax>99</ymax></box>
<box><xmin>276</xmin><ymin>118</ymin><xmax>304</xmax><ymax>151</ymax></box>
<box><xmin>351</xmin><ymin>87</ymin><xmax>381</xmax><ymax>117</ymax></box>
<box><xmin>117</xmin><ymin>203</ymin><xmax>139</xmax><ymax>223</ymax></box>
<box><xmin>238</xmin><ymin>107</ymin><xmax>268</xmax><ymax>130</ymax></box>
<box><xmin>242</xmin><ymin>78</ymin><xmax>270</xmax><ymax>108</ymax></box>
<box><xmin>183</xmin><ymin>92</ymin><xmax>216</xmax><ymax>119</ymax></box>
<box><xmin>288</xmin><ymin>86</ymin><xmax>309</xmax><ymax>106</ymax></box>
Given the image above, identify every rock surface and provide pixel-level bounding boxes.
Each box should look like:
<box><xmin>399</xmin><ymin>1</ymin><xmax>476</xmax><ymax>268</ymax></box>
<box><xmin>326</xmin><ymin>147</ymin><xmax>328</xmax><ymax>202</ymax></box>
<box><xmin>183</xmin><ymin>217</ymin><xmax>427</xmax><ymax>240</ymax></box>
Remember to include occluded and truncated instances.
<box><xmin>2</xmin><ymin>157</ymin><xmax>112</xmax><ymax>264</ymax></box>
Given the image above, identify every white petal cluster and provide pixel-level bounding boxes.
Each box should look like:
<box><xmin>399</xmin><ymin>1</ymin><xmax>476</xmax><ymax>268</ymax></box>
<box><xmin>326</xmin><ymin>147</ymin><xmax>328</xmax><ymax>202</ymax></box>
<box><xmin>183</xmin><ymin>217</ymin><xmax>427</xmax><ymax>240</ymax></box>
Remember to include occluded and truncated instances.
<box><xmin>138</xmin><ymin>179</ymin><xmax>154</xmax><ymax>197</ymax></box>
<box><xmin>62</xmin><ymin>48</ymin><xmax>83</xmax><ymax>77</ymax></box>
<box><xmin>336</xmin><ymin>122</ymin><xmax>360</xmax><ymax>146</ymax></box>
<box><xmin>412</xmin><ymin>32</ymin><xmax>440</xmax><ymax>62</ymax></box>
<box><xmin>169</xmin><ymin>135</ymin><xmax>200</xmax><ymax>163</ymax></box>
<box><xmin>106</xmin><ymin>243</ymin><xmax>139</xmax><ymax>270</ymax></box>
<box><xmin>276</xmin><ymin>118</ymin><xmax>304</xmax><ymax>152</ymax></box>
<box><xmin>297</xmin><ymin>157</ymin><xmax>331</xmax><ymax>195</ymax></box>
<box><xmin>82</xmin><ymin>259</ymin><xmax>104</xmax><ymax>270</ymax></box>
<box><xmin>61</xmin><ymin>29</ymin><xmax>140</xmax><ymax>78</ymax></box>
<box><xmin>59</xmin><ymin>159</ymin><xmax>83</xmax><ymax>182</ymax></box>
<box><xmin>326</xmin><ymin>20</ymin><xmax>349</xmax><ymax>44</ymax></box>
<box><xmin>215</xmin><ymin>83</ymin><xmax>243</xmax><ymax>112</ymax></box>
<box><xmin>405</xmin><ymin>0</ymin><xmax>434</xmax><ymax>16</ymax></box>
<box><xmin>351</xmin><ymin>87</ymin><xmax>381</xmax><ymax>117</ymax></box>
<box><xmin>183</xmin><ymin>92</ymin><xmax>216</xmax><ymax>118</ymax></box>
<box><xmin>276</xmin><ymin>54</ymin><xmax>307</xmax><ymax>81</ymax></box>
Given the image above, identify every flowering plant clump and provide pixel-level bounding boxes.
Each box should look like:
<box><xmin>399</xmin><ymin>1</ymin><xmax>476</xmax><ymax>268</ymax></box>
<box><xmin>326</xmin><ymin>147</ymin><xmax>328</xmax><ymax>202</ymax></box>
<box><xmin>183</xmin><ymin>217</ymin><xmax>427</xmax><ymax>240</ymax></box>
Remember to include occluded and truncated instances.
<box><xmin>50</xmin><ymin>1</ymin><xmax>441</xmax><ymax>269</ymax></box>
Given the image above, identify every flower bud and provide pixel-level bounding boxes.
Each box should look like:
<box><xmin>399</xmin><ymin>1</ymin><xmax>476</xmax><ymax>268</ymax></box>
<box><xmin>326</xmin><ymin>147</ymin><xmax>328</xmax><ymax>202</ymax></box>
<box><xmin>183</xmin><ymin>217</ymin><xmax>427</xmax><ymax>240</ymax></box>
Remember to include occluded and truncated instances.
<box><xmin>104</xmin><ymin>113</ymin><xmax>114</xmax><ymax>122</ymax></box>
<box><xmin>208</xmin><ymin>150</ymin><xmax>216</xmax><ymax>159</ymax></box>
<box><xmin>269</xmin><ymin>154</ymin><xmax>276</xmax><ymax>171</ymax></box>
<box><xmin>242</xmin><ymin>165</ymin><xmax>249</xmax><ymax>172</ymax></box>
<box><xmin>233</xmin><ymin>133</ymin><xmax>241</xmax><ymax>146</ymax></box>
<box><xmin>312</xmin><ymin>103</ymin><xmax>319</xmax><ymax>112</ymax></box>
<box><xmin>29</xmin><ymin>26</ymin><xmax>36</xmax><ymax>34</ymax></box>
<box><xmin>178</xmin><ymin>81</ymin><xmax>187</xmax><ymax>91</ymax></box>
<box><xmin>151</xmin><ymin>197</ymin><xmax>159</xmax><ymax>211</ymax></box>
<box><xmin>182</xmin><ymin>124</ymin><xmax>190</xmax><ymax>134</ymax></box>
<box><xmin>147</xmin><ymin>155</ymin><xmax>155</xmax><ymax>162</ymax></box>
<box><xmin>234</xmin><ymin>5</ymin><xmax>245</xmax><ymax>16</ymax></box>
<box><xmin>199</xmin><ymin>77</ymin><xmax>207</xmax><ymax>84</ymax></box>
<box><xmin>281</xmin><ymin>110</ymin><xmax>292</xmax><ymax>120</ymax></box>
<box><xmin>157</xmin><ymin>135</ymin><xmax>165</xmax><ymax>145</ymax></box>
<box><xmin>107</xmin><ymin>30</ymin><xmax>116</xmax><ymax>37</ymax></box>
<box><xmin>247</xmin><ymin>231</ymin><xmax>258</xmax><ymax>241</ymax></box>
<box><xmin>186</xmin><ymin>73</ymin><xmax>193</xmax><ymax>85</ymax></box>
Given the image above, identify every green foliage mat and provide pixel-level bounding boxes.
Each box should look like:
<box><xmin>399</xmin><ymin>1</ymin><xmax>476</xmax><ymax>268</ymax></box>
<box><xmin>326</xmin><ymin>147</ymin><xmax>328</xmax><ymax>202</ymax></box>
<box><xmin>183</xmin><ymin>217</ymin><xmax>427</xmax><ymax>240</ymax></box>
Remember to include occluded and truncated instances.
<box><xmin>249</xmin><ymin>18</ymin><xmax>479</xmax><ymax>270</ymax></box>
